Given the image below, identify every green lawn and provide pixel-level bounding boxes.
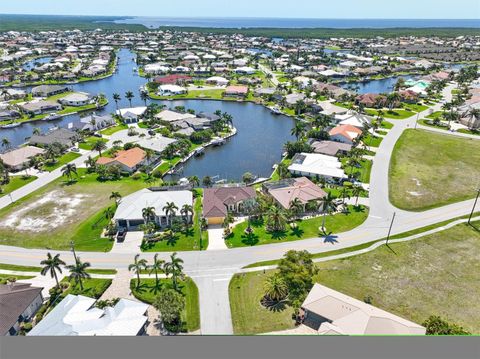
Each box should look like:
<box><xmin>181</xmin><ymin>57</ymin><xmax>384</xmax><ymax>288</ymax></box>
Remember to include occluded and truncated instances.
<box><xmin>231</xmin><ymin>221</ymin><xmax>480</xmax><ymax>334</ymax></box>
<box><xmin>0</xmin><ymin>274</ymin><xmax>35</xmax><ymax>284</ymax></box>
<box><xmin>366</xmin><ymin>108</ymin><xmax>414</xmax><ymax>119</ymax></box>
<box><xmin>457</xmin><ymin>128</ymin><xmax>480</xmax><ymax>136</ymax></box>
<box><xmin>60</xmin><ymin>277</ymin><xmax>112</xmax><ymax>299</ymax></box>
<box><xmin>341</xmin><ymin>158</ymin><xmax>372</xmax><ymax>183</ymax></box>
<box><xmin>130</xmin><ymin>278</ymin><xmax>200</xmax><ymax>332</ymax></box>
<box><xmin>78</xmin><ymin>136</ymin><xmax>108</xmax><ymax>150</ymax></box>
<box><xmin>0</xmin><ymin>168</ymin><xmax>148</xmax><ymax>251</ymax></box>
<box><xmin>389</xmin><ymin>129</ymin><xmax>480</xmax><ymax>211</ymax></box>
<box><xmin>402</xmin><ymin>103</ymin><xmax>429</xmax><ymax>113</ymax></box>
<box><xmin>99</xmin><ymin>124</ymin><xmax>128</xmax><ymax>135</ymax></box>
<box><xmin>426</xmin><ymin>111</ymin><xmax>443</xmax><ymax>120</ymax></box>
<box><xmin>42</xmin><ymin>152</ymin><xmax>82</xmax><ymax>172</ymax></box>
<box><xmin>0</xmin><ymin>175</ymin><xmax>37</xmax><ymax>196</ymax></box>
<box><xmin>150</xmin><ymin>89</ymin><xmax>225</xmax><ymax>100</ymax></box>
<box><xmin>362</xmin><ymin>134</ymin><xmax>383</xmax><ymax>147</ymax></box>
<box><xmin>227</xmin><ymin>205</ymin><xmax>368</xmax><ymax>248</ymax></box>
<box><xmin>141</xmin><ymin>195</ymin><xmax>208</xmax><ymax>251</ymax></box>
<box><xmin>380</xmin><ymin>121</ymin><xmax>394</xmax><ymax>129</ymax></box>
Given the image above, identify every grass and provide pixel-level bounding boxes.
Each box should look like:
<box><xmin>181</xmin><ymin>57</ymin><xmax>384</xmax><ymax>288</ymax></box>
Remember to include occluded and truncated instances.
<box><xmin>0</xmin><ymin>175</ymin><xmax>37</xmax><ymax>196</ymax></box>
<box><xmin>141</xmin><ymin>195</ymin><xmax>208</xmax><ymax>251</ymax></box>
<box><xmin>366</xmin><ymin>108</ymin><xmax>414</xmax><ymax>119</ymax></box>
<box><xmin>130</xmin><ymin>278</ymin><xmax>200</xmax><ymax>332</ymax></box>
<box><xmin>362</xmin><ymin>134</ymin><xmax>383</xmax><ymax>148</ymax></box>
<box><xmin>0</xmin><ymin>274</ymin><xmax>35</xmax><ymax>284</ymax></box>
<box><xmin>380</xmin><ymin>121</ymin><xmax>394</xmax><ymax>129</ymax></box>
<box><xmin>85</xmin><ymin>268</ymin><xmax>117</xmax><ymax>275</ymax></box>
<box><xmin>150</xmin><ymin>89</ymin><xmax>225</xmax><ymax>100</ymax></box>
<box><xmin>0</xmin><ymin>262</ymin><xmax>116</xmax><ymax>274</ymax></box>
<box><xmin>457</xmin><ymin>128</ymin><xmax>480</xmax><ymax>136</ymax></box>
<box><xmin>417</xmin><ymin>118</ymin><xmax>450</xmax><ymax>130</ymax></box>
<box><xmin>42</xmin><ymin>152</ymin><xmax>82</xmax><ymax>172</ymax></box>
<box><xmin>341</xmin><ymin>158</ymin><xmax>372</xmax><ymax>183</ymax></box>
<box><xmin>99</xmin><ymin>123</ymin><xmax>128</xmax><ymax>135</ymax></box>
<box><xmin>78</xmin><ymin>136</ymin><xmax>108</xmax><ymax>150</ymax></box>
<box><xmin>232</xmin><ymin>221</ymin><xmax>480</xmax><ymax>334</ymax></box>
<box><xmin>59</xmin><ymin>277</ymin><xmax>112</xmax><ymax>299</ymax></box>
<box><xmin>0</xmin><ymin>168</ymin><xmax>149</xmax><ymax>251</ymax></box>
<box><xmin>426</xmin><ymin>111</ymin><xmax>443</xmax><ymax>120</ymax></box>
<box><xmin>402</xmin><ymin>103</ymin><xmax>429</xmax><ymax>113</ymax></box>
<box><xmin>226</xmin><ymin>205</ymin><xmax>368</xmax><ymax>248</ymax></box>
<box><xmin>389</xmin><ymin>129</ymin><xmax>480</xmax><ymax>211</ymax></box>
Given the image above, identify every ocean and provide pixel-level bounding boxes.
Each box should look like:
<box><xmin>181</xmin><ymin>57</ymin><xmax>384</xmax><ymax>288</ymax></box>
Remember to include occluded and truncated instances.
<box><xmin>114</xmin><ymin>17</ymin><xmax>480</xmax><ymax>29</ymax></box>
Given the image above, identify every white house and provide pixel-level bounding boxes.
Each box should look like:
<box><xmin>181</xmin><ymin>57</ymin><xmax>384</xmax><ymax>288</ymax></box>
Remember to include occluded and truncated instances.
<box><xmin>28</xmin><ymin>294</ymin><xmax>149</xmax><ymax>336</ymax></box>
<box><xmin>234</xmin><ymin>66</ymin><xmax>256</xmax><ymax>75</ymax></box>
<box><xmin>157</xmin><ymin>84</ymin><xmax>187</xmax><ymax>96</ymax></box>
<box><xmin>113</xmin><ymin>189</ymin><xmax>193</xmax><ymax>230</ymax></box>
<box><xmin>116</xmin><ymin>107</ymin><xmax>147</xmax><ymax>123</ymax></box>
<box><xmin>58</xmin><ymin>92</ymin><xmax>94</xmax><ymax>107</ymax></box>
<box><xmin>288</xmin><ymin>153</ymin><xmax>347</xmax><ymax>181</ymax></box>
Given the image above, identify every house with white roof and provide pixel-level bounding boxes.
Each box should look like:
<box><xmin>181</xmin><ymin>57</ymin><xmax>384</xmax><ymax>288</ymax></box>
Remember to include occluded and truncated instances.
<box><xmin>157</xmin><ymin>84</ymin><xmax>187</xmax><ymax>96</ymax></box>
<box><xmin>28</xmin><ymin>294</ymin><xmax>149</xmax><ymax>336</ymax></box>
<box><xmin>116</xmin><ymin>107</ymin><xmax>147</xmax><ymax>123</ymax></box>
<box><xmin>113</xmin><ymin>189</ymin><xmax>193</xmax><ymax>230</ymax></box>
<box><xmin>300</xmin><ymin>284</ymin><xmax>426</xmax><ymax>335</ymax></box>
<box><xmin>288</xmin><ymin>153</ymin><xmax>347</xmax><ymax>181</ymax></box>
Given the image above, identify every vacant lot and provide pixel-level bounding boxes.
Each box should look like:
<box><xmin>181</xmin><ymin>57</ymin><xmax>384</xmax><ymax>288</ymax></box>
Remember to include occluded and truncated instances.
<box><xmin>230</xmin><ymin>221</ymin><xmax>480</xmax><ymax>334</ymax></box>
<box><xmin>0</xmin><ymin>169</ymin><xmax>147</xmax><ymax>251</ymax></box>
<box><xmin>389</xmin><ymin>129</ymin><xmax>480</xmax><ymax>210</ymax></box>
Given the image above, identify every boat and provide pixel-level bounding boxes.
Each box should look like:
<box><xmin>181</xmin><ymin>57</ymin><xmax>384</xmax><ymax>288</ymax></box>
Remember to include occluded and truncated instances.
<box><xmin>1</xmin><ymin>122</ymin><xmax>21</xmax><ymax>128</ymax></box>
<box><xmin>212</xmin><ymin>138</ymin><xmax>226</xmax><ymax>146</ymax></box>
<box><xmin>194</xmin><ymin>148</ymin><xmax>205</xmax><ymax>157</ymax></box>
<box><xmin>215</xmin><ymin>179</ymin><xmax>227</xmax><ymax>185</ymax></box>
<box><xmin>43</xmin><ymin>113</ymin><xmax>61</xmax><ymax>121</ymax></box>
<box><xmin>270</xmin><ymin>106</ymin><xmax>282</xmax><ymax>115</ymax></box>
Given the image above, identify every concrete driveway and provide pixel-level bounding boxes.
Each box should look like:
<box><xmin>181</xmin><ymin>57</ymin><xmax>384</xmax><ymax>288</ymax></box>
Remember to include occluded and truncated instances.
<box><xmin>207</xmin><ymin>225</ymin><xmax>228</xmax><ymax>250</ymax></box>
<box><xmin>111</xmin><ymin>231</ymin><xmax>143</xmax><ymax>254</ymax></box>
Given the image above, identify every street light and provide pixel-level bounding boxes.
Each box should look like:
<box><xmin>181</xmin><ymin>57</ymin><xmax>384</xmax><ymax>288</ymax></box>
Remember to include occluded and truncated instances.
<box><xmin>468</xmin><ymin>188</ymin><xmax>480</xmax><ymax>225</ymax></box>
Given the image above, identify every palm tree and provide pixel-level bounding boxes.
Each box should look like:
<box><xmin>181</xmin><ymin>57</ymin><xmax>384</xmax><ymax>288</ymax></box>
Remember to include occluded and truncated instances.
<box><xmin>187</xmin><ymin>175</ymin><xmax>200</xmax><ymax>187</ymax></box>
<box><xmin>340</xmin><ymin>186</ymin><xmax>351</xmax><ymax>205</ymax></box>
<box><xmin>265</xmin><ymin>205</ymin><xmax>287</xmax><ymax>232</ymax></box>
<box><xmin>61</xmin><ymin>163</ymin><xmax>77</xmax><ymax>182</ymax></box>
<box><xmin>140</xmin><ymin>91</ymin><xmax>149</xmax><ymax>106</ymax></box>
<box><xmin>351</xmin><ymin>185</ymin><xmax>363</xmax><ymax>206</ymax></box>
<box><xmin>464</xmin><ymin>108</ymin><xmax>480</xmax><ymax>129</ymax></box>
<box><xmin>289</xmin><ymin>198</ymin><xmax>304</xmax><ymax>219</ymax></box>
<box><xmin>142</xmin><ymin>206</ymin><xmax>156</xmax><ymax>224</ymax></box>
<box><xmin>40</xmin><ymin>253</ymin><xmax>65</xmax><ymax>290</ymax></box>
<box><xmin>84</xmin><ymin>156</ymin><xmax>96</xmax><ymax>171</ymax></box>
<box><xmin>125</xmin><ymin>91</ymin><xmax>135</xmax><ymax>107</ymax></box>
<box><xmin>263</xmin><ymin>274</ymin><xmax>289</xmax><ymax>302</ymax></box>
<box><xmin>320</xmin><ymin>192</ymin><xmax>338</xmax><ymax>231</ymax></box>
<box><xmin>276</xmin><ymin>162</ymin><xmax>290</xmax><ymax>179</ymax></box>
<box><xmin>164</xmin><ymin>252</ymin><xmax>184</xmax><ymax>291</ymax></box>
<box><xmin>163</xmin><ymin>201</ymin><xmax>179</xmax><ymax>227</ymax></box>
<box><xmin>109</xmin><ymin>191</ymin><xmax>122</xmax><ymax>206</ymax></box>
<box><xmin>112</xmin><ymin>93</ymin><xmax>121</xmax><ymax>110</ymax></box>
<box><xmin>149</xmin><ymin>253</ymin><xmax>165</xmax><ymax>287</ymax></box>
<box><xmin>180</xmin><ymin>204</ymin><xmax>194</xmax><ymax>226</ymax></box>
<box><xmin>92</xmin><ymin>140</ymin><xmax>107</xmax><ymax>156</ymax></box>
<box><xmin>202</xmin><ymin>176</ymin><xmax>212</xmax><ymax>187</ymax></box>
<box><xmin>1</xmin><ymin>137</ymin><xmax>11</xmax><ymax>150</ymax></box>
<box><xmin>290</xmin><ymin>121</ymin><xmax>306</xmax><ymax>140</ymax></box>
<box><xmin>129</xmin><ymin>254</ymin><xmax>148</xmax><ymax>288</ymax></box>
<box><xmin>65</xmin><ymin>257</ymin><xmax>91</xmax><ymax>291</ymax></box>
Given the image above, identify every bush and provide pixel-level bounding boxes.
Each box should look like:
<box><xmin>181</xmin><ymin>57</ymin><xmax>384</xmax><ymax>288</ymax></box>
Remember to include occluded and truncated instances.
<box><xmin>131</xmin><ymin>172</ymin><xmax>142</xmax><ymax>180</ymax></box>
<box><xmin>422</xmin><ymin>316</ymin><xmax>470</xmax><ymax>335</ymax></box>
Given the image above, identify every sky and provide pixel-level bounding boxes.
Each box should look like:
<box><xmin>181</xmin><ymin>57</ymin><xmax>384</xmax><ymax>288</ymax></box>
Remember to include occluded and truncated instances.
<box><xmin>0</xmin><ymin>0</ymin><xmax>478</xmax><ymax>19</ymax></box>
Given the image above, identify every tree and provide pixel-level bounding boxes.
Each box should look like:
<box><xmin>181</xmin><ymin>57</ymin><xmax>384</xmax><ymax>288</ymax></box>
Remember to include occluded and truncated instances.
<box><xmin>187</xmin><ymin>175</ymin><xmax>199</xmax><ymax>187</ymax></box>
<box><xmin>109</xmin><ymin>191</ymin><xmax>122</xmax><ymax>206</ymax></box>
<box><xmin>92</xmin><ymin>140</ymin><xmax>107</xmax><ymax>156</ymax></box>
<box><xmin>422</xmin><ymin>316</ymin><xmax>470</xmax><ymax>335</ymax></box>
<box><xmin>351</xmin><ymin>185</ymin><xmax>363</xmax><ymax>206</ymax></box>
<box><xmin>162</xmin><ymin>201</ymin><xmax>179</xmax><ymax>227</ymax></box>
<box><xmin>84</xmin><ymin>156</ymin><xmax>96</xmax><ymax>172</ymax></box>
<box><xmin>277</xmin><ymin>250</ymin><xmax>318</xmax><ymax>306</ymax></box>
<box><xmin>289</xmin><ymin>198</ymin><xmax>304</xmax><ymax>219</ymax></box>
<box><xmin>202</xmin><ymin>176</ymin><xmax>213</xmax><ymax>187</ymax></box>
<box><xmin>1</xmin><ymin>137</ymin><xmax>11</xmax><ymax>150</ymax></box>
<box><xmin>65</xmin><ymin>257</ymin><xmax>91</xmax><ymax>291</ymax></box>
<box><xmin>291</xmin><ymin>121</ymin><xmax>306</xmax><ymax>140</ymax></box>
<box><xmin>464</xmin><ymin>107</ymin><xmax>480</xmax><ymax>130</ymax></box>
<box><xmin>142</xmin><ymin>206</ymin><xmax>156</xmax><ymax>225</ymax></box>
<box><xmin>129</xmin><ymin>254</ymin><xmax>148</xmax><ymax>288</ymax></box>
<box><xmin>242</xmin><ymin>172</ymin><xmax>255</xmax><ymax>184</ymax></box>
<box><xmin>61</xmin><ymin>163</ymin><xmax>77</xmax><ymax>182</ymax></box>
<box><xmin>265</xmin><ymin>205</ymin><xmax>287</xmax><ymax>232</ymax></box>
<box><xmin>112</xmin><ymin>93</ymin><xmax>121</xmax><ymax>110</ymax></box>
<box><xmin>164</xmin><ymin>252</ymin><xmax>184</xmax><ymax>291</ymax></box>
<box><xmin>40</xmin><ymin>253</ymin><xmax>65</xmax><ymax>290</ymax></box>
<box><xmin>243</xmin><ymin>198</ymin><xmax>259</xmax><ymax>233</ymax></box>
<box><xmin>320</xmin><ymin>192</ymin><xmax>338</xmax><ymax>231</ymax></box>
<box><xmin>125</xmin><ymin>91</ymin><xmax>135</xmax><ymax>107</ymax></box>
<box><xmin>180</xmin><ymin>204</ymin><xmax>194</xmax><ymax>228</ymax></box>
<box><xmin>263</xmin><ymin>274</ymin><xmax>289</xmax><ymax>303</ymax></box>
<box><xmin>149</xmin><ymin>253</ymin><xmax>165</xmax><ymax>287</ymax></box>
<box><xmin>153</xmin><ymin>287</ymin><xmax>185</xmax><ymax>332</ymax></box>
<box><xmin>140</xmin><ymin>91</ymin><xmax>149</xmax><ymax>106</ymax></box>
<box><xmin>276</xmin><ymin>161</ymin><xmax>290</xmax><ymax>179</ymax></box>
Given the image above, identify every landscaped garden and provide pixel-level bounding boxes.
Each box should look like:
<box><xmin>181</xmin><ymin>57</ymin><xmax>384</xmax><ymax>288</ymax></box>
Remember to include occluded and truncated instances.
<box><xmin>42</xmin><ymin>151</ymin><xmax>81</xmax><ymax>171</ymax></box>
<box><xmin>0</xmin><ymin>175</ymin><xmax>37</xmax><ymax>196</ymax></box>
<box><xmin>230</xmin><ymin>221</ymin><xmax>480</xmax><ymax>334</ymax></box>
<box><xmin>389</xmin><ymin>129</ymin><xmax>480</xmax><ymax>210</ymax></box>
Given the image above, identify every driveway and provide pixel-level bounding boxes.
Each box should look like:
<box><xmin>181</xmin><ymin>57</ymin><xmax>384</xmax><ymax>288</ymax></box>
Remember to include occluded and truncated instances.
<box><xmin>111</xmin><ymin>231</ymin><xmax>143</xmax><ymax>254</ymax></box>
<box><xmin>207</xmin><ymin>225</ymin><xmax>228</xmax><ymax>250</ymax></box>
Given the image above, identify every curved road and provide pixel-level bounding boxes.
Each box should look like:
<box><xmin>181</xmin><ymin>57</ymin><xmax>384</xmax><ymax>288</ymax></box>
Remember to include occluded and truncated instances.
<box><xmin>1</xmin><ymin>83</ymin><xmax>479</xmax><ymax>334</ymax></box>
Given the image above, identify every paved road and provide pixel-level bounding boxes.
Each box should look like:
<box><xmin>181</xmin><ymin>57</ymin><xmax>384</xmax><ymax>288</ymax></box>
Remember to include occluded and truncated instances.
<box><xmin>258</xmin><ymin>64</ymin><xmax>279</xmax><ymax>86</ymax></box>
<box><xmin>2</xmin><ymin>83</ymin><xmax>479</xmax><ymax>334</ymax></box>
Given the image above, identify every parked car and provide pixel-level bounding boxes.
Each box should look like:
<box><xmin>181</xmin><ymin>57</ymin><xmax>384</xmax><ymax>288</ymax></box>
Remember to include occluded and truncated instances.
<box><xmin>116</xmin><ymin>228</ymin><xmax>127</xmax><ymax>242</ymax></box>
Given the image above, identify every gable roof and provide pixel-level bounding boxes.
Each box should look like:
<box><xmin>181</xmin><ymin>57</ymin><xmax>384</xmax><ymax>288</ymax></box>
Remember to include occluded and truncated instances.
<box><xmin>329</xmin><ymin>124</ymin><xmax>362</xmax><ymax>141</ymax></box>
<box><xmin>267</xmin><ymin>177</ymin><xmax>327</xmax><ymax>209</ymax></box>
<box><xmin>203</xmin><ymin>186</ymin><xmax>256</xmax><ymax>218</ymax></box>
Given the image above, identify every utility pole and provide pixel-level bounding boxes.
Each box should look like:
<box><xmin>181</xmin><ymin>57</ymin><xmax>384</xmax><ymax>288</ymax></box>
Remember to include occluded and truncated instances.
<box><xmin>70</xmin><ymin>240</ymin><xmax>78</xmax><ymax>263</ymax></box>
<box><xmin>386</xmin><ymin>212</ymin><xmax>396</xmax><ymax>246</ymax></box>
<box><xmin>468</xmin><ymin>188</ymin><xmax>480</xmax><ymax>225</ymax></box>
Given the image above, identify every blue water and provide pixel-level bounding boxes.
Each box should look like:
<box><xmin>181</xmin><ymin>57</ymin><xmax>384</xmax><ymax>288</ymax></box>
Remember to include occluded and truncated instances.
<box><xmin>115</xmin><ymin>17</ymin><xmax>480</xmax><ymax>29</ymax></box>
<box><xmin>22</xmin><ymin>57</ymin><xmax>54</xmax><ymax>71</ymax></box>
<box><xmin>341</xmin><ymin>75</ymin><xmax>419</xmax><ymax>95</ymax></box>
<box><xmin>1</xmin><ymin>48</ymin><xmax>294</xmax><ymax>181</ymax></box>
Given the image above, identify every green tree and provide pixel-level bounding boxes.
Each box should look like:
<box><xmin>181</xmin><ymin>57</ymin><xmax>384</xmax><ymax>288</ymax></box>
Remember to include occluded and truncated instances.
<box><xmin>92</xmin><ymin>140</ymin><xmax>107</xmax><ymax>157</ymax></box>
<box><xmin>109</xmin><ymin>191</ymin><xmax>122</xmax><ymax>206</ymax></box>
<box><xmin>263</xmin><ymin>274</ymin><xmax>289</xmax><ymax>303</ymax></box>
<box><xmin>265</xmin><ymin>205</ymin><xmax>287</xmax><ymax>232</ymax></box>
<box><xmin>61</xmin><ymin>163</ymin><xmax>77</xmax><ymax>182</ymax></box>
<box><xmin>289</xmin><ymin>198</ymin><xmax>304</xmax><ymax>218</ymax></box>
<box><xmin>142</xmin><ymin>206</ymin><xmax>156</xmax><ymax>224</ymax></box>
<box><xmin>153</xmin><ymin>287</ymin><xmax>185</xmax><ymax>332</ymax></box>
<box><xmin>422</xmin><ymin>316</ymin><xmax>470</xmax><ymax>335</ymax></box>
<box><xmin>40</xmin><ymin>253</ymin><xmax>66</xmax><ymax>290</ymax></box>
<box><xmin>65</xmin><ymin>257</ymin><xmax>91</xmax><ymax>291</ymax></box>
<box><xmin>149</xmin><ymin>253</ymin><xmax>165</xmax><ymax>287</ymax></box>
<box><xmin>125</xmin><ymin>91</ymin><xmax>135</xmax><ymax>107</ymax></box>
<box><xmin>187</xmin><ymin>175</ymin><xmax>200</xmax><ymax>187</ymax></box>
<box><xmin>112</xmin><ymin>93</ymin><xmax>121</xmax><ymax>110</ymax></box>
<box><xmin>291</xmin><ymin>121</ymin><xmax>306</xmax><ymax>140</ymax></box>
<box><xmin>320</xmin><ymin>192</ymin><xmax>338</xmax><ymax>231</ymax></box>
<box><xmin>129</xmin><ymin>254</ymin><xmax>148</xmax><ymax>288</ymax></box>
<box><xmin>180</xmin><ymin>204</ymin><xmax>194</xmax><ymax>228</ymax></box>
<box><xmin>202</xmin><ymin>176</ymin><xmax>212</xmax><ymax>187</ymax></box>
<box><xmin>162</xmin><ymin>201</ymin><xmax>179</xmax><ymax>227</ymax></box>
<box><xmin>242</xmin><ymin>172</ymin><xmax>255</xmax><ymax>184</ymax></box>
<box><xmin>164</xmin><ymin>252</ymin><xmax>184</xmax><ymax>291</ymax></box>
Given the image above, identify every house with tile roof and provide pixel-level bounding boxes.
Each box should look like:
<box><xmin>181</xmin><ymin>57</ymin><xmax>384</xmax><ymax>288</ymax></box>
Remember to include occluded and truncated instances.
<box><xmin>96</xmin><ymin>147</ymin><xmax>147</xmax><ymax>173</ymax></box>
<box><xmin>203</xmin><ymin>186</ymin><xmax>256</xmax><ymax>225</ymax></box>
<box><xmin>329</xmin><ymin>124</ymin><xmax>363</xmax><ymax>145</ymax></box>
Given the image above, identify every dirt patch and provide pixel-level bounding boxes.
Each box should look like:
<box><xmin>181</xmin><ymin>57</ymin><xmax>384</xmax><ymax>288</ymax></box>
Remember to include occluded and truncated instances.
<box><xmin>1</xmin><ymin>190</ymin><xmax>90</xmax><ymax>232</ymax></box>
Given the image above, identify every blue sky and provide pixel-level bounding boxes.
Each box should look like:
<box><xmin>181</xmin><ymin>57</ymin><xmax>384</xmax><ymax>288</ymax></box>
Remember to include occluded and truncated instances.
<box><xmin>0</xmin><ymin>0</ymin><xmax>478</xmax><ymax>18</ymax></box>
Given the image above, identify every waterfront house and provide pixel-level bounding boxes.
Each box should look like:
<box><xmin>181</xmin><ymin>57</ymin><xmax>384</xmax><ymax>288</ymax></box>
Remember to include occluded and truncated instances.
<box><xmin>29</xmin><ymin>128</ymin><xmax>78</xmax><ymax>147</ymax></box>
<box><xmin>203</xmin><ymin>186</ymin><xmax>256</xmax><ymax>225</ymax></box>
<box><xmin>157</xmin><ymin>84</ymin><xmax>187</xmax><ymax>96</ymax></box>
<box><xmin>154</xmin><ymin>74</ymin><xmax>192</xmax><ymax>85</ymax></box>
<box><xmin>328</xmin><ymin>124</ymin><xmax>363</xmax><ymax>145</ymax></box>
<box><xmin>96</xmin><ymin>147</ymin><xmax>147</xmax><ymax>173</ymax></box>
<box><xmin>58</xmin><ymin>92</ymin><xmax>94</xmax><ymax>107</ymax></box>
<box><xmin>154</xmin><ymin>110</ymin><xmax>196</xmax><ymax>123</ymax></box>
<box><xmin>1</xmin><ymin>283</ymin><xmax>44</xmax><ymax>336</ymax></box>
<box><xmin>78</xmin><ymin>114</ymin><xmax>115</xmax><ymax>132</ymax></box>
<box><xmin>335</xmin><ymin>112</ymin><xmax>372</xmax><ymax>129</ymax></box>
<box><xmin>206</xmin><ymin>76</ymin><xmax>229</xmax><ymax>86</ymax></box>
<box><xmin>113</xmin><ymin>189</ymin><xmax>193</xmax><ymax>230</ymax></box>
<box><xmin>18</xmin><ymin>100</ymin><xmax>62</xmax><ymax>115</ymax></box>
<box><xmin>288</xmin><ymin>153</ymin><xmax>346</xmax><ymax>181</ymax></box>
<box><xmin>224</xmin><ymin>85</ymin><xmax>248</xmax><ymax>98</ymax></box>
<box><xmin>0</xmin><ymin>146</ymin><xmax>45</xmax><ymax>171</ymax></box>
<box><xmin>300</xmin><ymin>284</ymin><xmax>425</xmax><ymax>335</ymax></box>
<box><xmin>310</xmin><ymin>140</ymin><xmax>352</xmax><ymax>157</ymax></box>
<box><xmin>263</xmin><ymin>177</ymin><xmax>327</xmax><ymax>211</ymax></box>
<box><xmin>31</xmin><ymin>84</ymin><xmax>69</xmax><ymax>97</ymax></box>
<box><xmin>28</xmin><ymin>294</ymin><xmax>149</xmax><ymax>336</ymax></box>
<box><xmin>116</xmin><ymin>107</ymin><xmax>147</xmax><ymax>123</ymax></box>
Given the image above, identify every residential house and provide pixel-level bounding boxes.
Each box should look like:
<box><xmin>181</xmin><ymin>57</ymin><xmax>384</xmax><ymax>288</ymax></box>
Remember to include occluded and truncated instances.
<box><xmin>203</xmin><ymin>186</ymin><xmax>257</xmax><ymax>225</ymax></box>
<box><xmin>96</xmin><ymin>147</ymin><xmax>147</xmax><ymax>173</ymax></box>
<box><xmin>0</xmin><ymin>146</ymin><xmax>45</xmax><ymax>171</ymax></box>
<box><xmin>224</xmin><ymin>85</ymin><xmax>248</xmax><ymax>98</ymax></box>
<box><xmin>58</xmin><ymin>92</ymin><xmax>94</xmax><ymax>107</ymax></box>
<box><xmin>78</xmin><ymin>114</ymin><xmax>115</xmax><ymax>132</ymax></box>
<box><xmin>113</xmin><ymin>189</ymin><xmax>193</xmax><ymax>230</ymax></box>
<box><xmin>300</xmin><ymin>284</ymin><xmax>426</xmax><ymax>335</ymax></box>
<box><xmin>18</xmin><ymin>100</ymin><xmax>62</xmax><ymax>115</ymax></box>
<box><xmin>1</xmin><ymin>283</ymin><xmax>44</xmax><ymax>336</ymax></box>
<box><xmin>29</xmin><ymin>128</ymin><xmax>78</xmax><ymax>147</ymax></box>
<box><xmin>310</xmin><ymin>140</ymin><xmax>352</xmax><ymax>157</ymax></box>
<box><xmin>31</xmin><ymin>85</ymin><xmax>69</xmax><ymax>97</ymax></box>
<box><xmin>28</xmin><ymin>294</ymin><xmax>149</xmax><ymax>336</ymax></box>
<box><xmin>329</xmin><ymin>124</ymin><xmax>363</xmax><ymax>145</ymax></box>
<box><xmin>288</xmin><ymin>153</ymin><xmax>347</xmax><ymax>181</ymax></box>
<box><xmin>116</xmin><ymin>107</ymin><xmax>147</xmax><ymax>124</ymax></box>
<box><xmin>157</xmin><ymin>84</ymin><xmax>187</xmax><ymax>96</ymax></box>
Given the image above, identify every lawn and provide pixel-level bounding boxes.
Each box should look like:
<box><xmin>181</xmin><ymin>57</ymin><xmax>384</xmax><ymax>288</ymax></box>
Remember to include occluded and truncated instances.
<box><xmin>0</xmin><ymin>168</ymin><xmax>149</xmax><ymax>251</ymax></box>
<box><xmin>78</xmin><ymin>136</ymin><xmax>108</xmax><ymax>150</ymax></box>
<box><xmin>341</xmin><ymin>158</ymin><xmax>372</xmax><ymax>183</ymax></box>
<box><xmin>141</xmin><ymin>195</ymin><xmax>208</xmax><ymax>251</ymax></box>
<box><xmin>226</xmin><ymin>205</ymin><xmax>368</xmax><ymax>248</ymax></box>
<box><xmin>130</xmin><ymin>278</ymin><xmax>200</xmax><ymax>332</ymax></box>
<box><xmin>362</xmin><ymin>134</ymin><xmax>383</xmax><ymax>147</ymax></box>
<box><xmin>99</xmin><ymin>123</ymin><xmax>128</xmax><ymax>135</ymax></box>
<box><xmin>426</xmin><ymin>111</ymin><xmax>443</xmax><ymax>120</ymax></box>
<box><xmin>389</xmin><ymin>129</ymin><xmax>480</xmax><ymax>211</ymax></box>
<box><xmin>60</xmin><ymin>277</ymin><xmax>112</xmax><ymax>299</ymax></box>
<box><xmin>402</xmin><ymin>103</ymin><xmax>429</xmax><ymax>113</ymax></box>
<box><xmin>42</xmin><ymin>152</ymin><xmax>82</xmax><ymax>172</ymax></box>
<box><xmin>231</xmin><ymin>221</ymin><xmax>480</xmax><ymax>334</ymax></box>
<box><xmin>366</xmin><ymin>108</ymin><xmax>414</xmax><ymax>119</ymax></box>
<box><xmin>0</xmin><ymin>175</ymin><xmax>37</xmax><ymax>196</ymax></box>
<box><xmin>0</xmin><ymin>274</ymin><xmax>35</xmax><ymax>284</ymax></box>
